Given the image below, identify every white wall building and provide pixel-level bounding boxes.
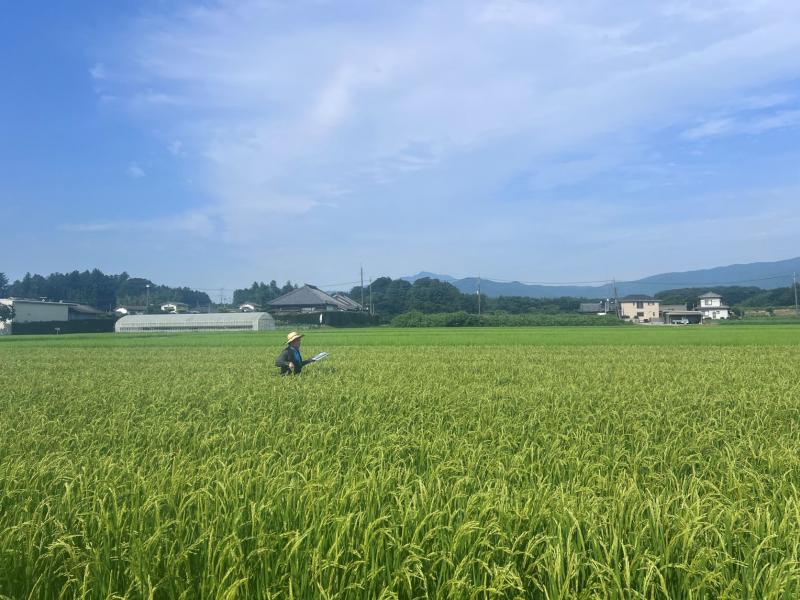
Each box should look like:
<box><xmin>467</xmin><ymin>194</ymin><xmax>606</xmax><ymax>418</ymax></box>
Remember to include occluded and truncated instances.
<box><xmin>696</xmin><ymin>292</ymin><xmax>730</xmax><ymax>319</ymax></box>
<box><xmin>0</xmin><ymin>298</ymin><xmax>69</xmax><ymax>323</ymax></box>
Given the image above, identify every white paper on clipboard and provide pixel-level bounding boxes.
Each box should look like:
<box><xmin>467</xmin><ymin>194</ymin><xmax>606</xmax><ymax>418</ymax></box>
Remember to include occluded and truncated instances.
<box><xmin>311</xmin><ymin>352</ymin><xmax>329</xmax><ymax>362</ymax></box>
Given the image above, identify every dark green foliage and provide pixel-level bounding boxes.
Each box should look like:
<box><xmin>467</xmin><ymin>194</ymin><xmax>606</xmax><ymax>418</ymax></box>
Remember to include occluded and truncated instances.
<box><xmin>391</xmin><ymin>310</ymin><xmax>625</xmax><ymax>327</ymax></box>
<box><xmin>491</xmin><ymin>295</ymin><xmax>586</xmax><ymax>313</ymax></box>
<box><xmin>116</xmin><ymin>276</ymin><xmax>211</xmax><ymax>309</ymax></box>
<box><xmin>406</xmin><ymin>277</ymin><xmax>464</xmax><ymax>313</ymax></box>
<box><xmin>276</xmin><ymin>311</ymin><xmax>376</xmax><ymax>327</ymax></box>
<box><xmin>232</xmin><ymin>280</ymin><xmax>284</xmax><ymax>307</ymax></box>
<box><xmin>6</xmin><ymin>270</ymin><xmax>211</xmax><ymax>310</ymax></box>
<box><xmin>0</xmin><ymin>304</ymin><xmax>12</xmax><ymax>322</ymax></box>
<box><xmin>739</xmin><ymin>286</ymin><xmax>798</xmax><ymax>307</ymax></box>
<box><xmin>348</xmin><ymin>277</ymin><xmax>597</xmax><ymax>319</ymax></box>
<box><xmin>0</xmin><ymin>272</ymin><xmax>8</xmax><ymax>296</ymax></box>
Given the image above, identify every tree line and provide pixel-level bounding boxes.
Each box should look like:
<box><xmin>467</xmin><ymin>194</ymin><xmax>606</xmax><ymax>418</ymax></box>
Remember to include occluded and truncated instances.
<box><xmin>346</xmin><ymin>276</ymin><xmax>594</xmax><ymax>319</ymax></box>
<box><xmin>2</xmin><ymin>269</ymin><xmax>796</xmax><ymax>319</ymax></box>
<box><xmin>0</xmin><ymin>270</ymin><xmax>211</xmax><ymax>311</ymax></box>
<box><xmin>232</xmin><ymin>281</ymin><xmax>298</xmax><ymax>307</ymax></box>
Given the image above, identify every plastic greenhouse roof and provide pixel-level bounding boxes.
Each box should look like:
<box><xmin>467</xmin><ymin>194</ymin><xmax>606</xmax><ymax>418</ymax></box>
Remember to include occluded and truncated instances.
<box><xmin>116</xmin><ymin>312</ymin><xmax>274</xmax><ymax>325</ymax></box>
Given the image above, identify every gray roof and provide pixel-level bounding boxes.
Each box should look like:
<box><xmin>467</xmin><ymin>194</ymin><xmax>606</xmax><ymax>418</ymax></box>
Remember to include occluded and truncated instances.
<box><xmin>69</xmin><ymin>303</ymin><xmax>107</xmax><ymax>315</ymax></box>
<box><xmin>267</xmin><ymin>285</ymin><xmax>341</xmax><ymax>308</ymax></box>
<box><xmin>332</xmin><ymin>293</ymin><xmax>364</xmax><ymax>310</ymax></box>
<box><xmin>621</xmin><ymin>294</ymin><xmax>658</xmax><ymax>302</ymax></box>
<box><xmin>660</xmin><ymin>304</ymin><xmax>688</xmax><ymax>311</ymax></box>
<box><xmin>699</xmin><ymin>292</ymin><xmax>722</xmax><ymax>298</ymax></box>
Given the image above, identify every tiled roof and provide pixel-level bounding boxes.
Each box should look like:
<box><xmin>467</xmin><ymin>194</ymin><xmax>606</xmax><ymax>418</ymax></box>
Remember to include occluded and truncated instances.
<box><xmin>267</xmin><ymin>284</ymin><xmax>341</xmax><ymax>307</ymax></box>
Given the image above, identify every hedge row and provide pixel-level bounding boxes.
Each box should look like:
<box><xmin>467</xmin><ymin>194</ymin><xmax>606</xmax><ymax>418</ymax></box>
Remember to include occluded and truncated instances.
<box><xmin>274</xmin><ymin>311</ymin><xmax>377</xmax><ymax>327</ymax></box>
<box><xmin>390</xmin><ymin>311</ymin><xmax>627</xmax><ymax>327</ymax></box>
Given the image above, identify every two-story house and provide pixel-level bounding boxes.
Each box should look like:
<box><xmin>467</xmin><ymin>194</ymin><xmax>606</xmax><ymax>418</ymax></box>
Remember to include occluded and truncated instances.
<box><xmin>619</xmin><ymin>295</ymin><xmax>660</xmax><ymax>322</ymax></box>
<box><xmin>695</xmin><ymin>292</ymin><xmax>730</xmax><ymax>319</ymax></box>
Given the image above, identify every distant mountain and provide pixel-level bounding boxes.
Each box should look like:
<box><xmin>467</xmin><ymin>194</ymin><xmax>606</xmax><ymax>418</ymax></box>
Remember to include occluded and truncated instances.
<box><xmin>402</xmin><ymin>257</ymin><xmax>800</xmax><ymax>299</ymax></box>
<box><xmin>403</xmin><ymin>271</ymin><xmax>457</xmax><ymax>283</ymax></box>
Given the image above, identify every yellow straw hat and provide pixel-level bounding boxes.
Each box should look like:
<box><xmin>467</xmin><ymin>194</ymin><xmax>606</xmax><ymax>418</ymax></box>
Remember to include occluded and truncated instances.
<box><xmin>286</xmin><ymin>331</ymin><xmax>304</xmax><ymax>344</ymax></box>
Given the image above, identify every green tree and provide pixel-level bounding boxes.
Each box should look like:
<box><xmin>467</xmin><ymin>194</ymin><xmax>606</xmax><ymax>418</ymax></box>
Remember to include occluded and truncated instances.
<box><xmin>0</xmin><ymin>272</ymin><xmax>8</xmax><ymax>296</ymax></box>
<box><xmin>407</xmin><ymin>278</ymin><xmax>463</xmax><ymax>313</ymax></box>
<box><xmin>0</xmin><ymin>303</ymin><xmax>13</xmax><ymax>322</ymax></box>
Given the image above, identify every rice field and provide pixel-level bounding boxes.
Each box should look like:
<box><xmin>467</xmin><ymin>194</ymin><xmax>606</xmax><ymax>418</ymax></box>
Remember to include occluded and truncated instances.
<box><xmin>2</xmin><ymin>326</ymin><xmax>800</xmax><ymax>598</ymax></box>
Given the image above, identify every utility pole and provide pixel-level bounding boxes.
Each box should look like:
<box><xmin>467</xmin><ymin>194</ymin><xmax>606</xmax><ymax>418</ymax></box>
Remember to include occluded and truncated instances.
<box><xmin>360</xmin><ymin>266</ymin><xmax>365</xmax><ymax>309</ymax></box>
<box><xmin>612</xmin><ymin>277</ymin><xmax>619</xmax><ymax>317</ymax></box>
<box><xmin>477</xmin><ymin>275</ymin><xmax>481</xmax><ymax>317</ymax></box>
<box><xmin>145</xmin><ymin>284</ymin><xmax>150</xmax><ymax>312</ymax></box>
<box><xmin>794</xmin><ymin>272</ymin><xmax>799</xmax><ymax>317</ymax></box>
<box><xmin>369</xmin><ymin>278</ymin><xmax>373</xmax><ymax>316</ymax></box>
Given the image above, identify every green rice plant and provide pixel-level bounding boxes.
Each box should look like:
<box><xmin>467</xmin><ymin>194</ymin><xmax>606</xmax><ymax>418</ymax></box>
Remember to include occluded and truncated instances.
<box><xmin>1</xmin><ymin>327</ymin><xmax>800</xmax><ymax>598</ymax></box>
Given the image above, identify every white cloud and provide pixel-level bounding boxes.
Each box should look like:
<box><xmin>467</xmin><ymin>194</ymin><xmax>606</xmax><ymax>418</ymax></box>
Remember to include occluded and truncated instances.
<box><xmin>89</xmin><ymin>0</ymin><xmax>800</xmax><ymax>275</ymax></box>
<box><xmin>682</xmin><ymin>118</ymin><xmax>734</xmax><ymax>140</ymax></box>
<box><xmin>682</xmin><ymin>110</ymin><xmax>800</xmax><ymax>139</ymax></box>
<box><xmin>60</xmin><ymin>210</ymin><xmax>216</xmax><ymax>237</ymax></box>
<box><xmin>127</xmin><ymin>162</ymin><xmax>145</xmax><ymax>178</ymax></box>
<box><xmin>168</xmin><ymin>140</ymin><xmax>184</xmax><ymax>155</ymax></box>
<box><xmin>89</xmin><ymin>62</ymin><xmax>106</xmax><ymax>80</ymax></box>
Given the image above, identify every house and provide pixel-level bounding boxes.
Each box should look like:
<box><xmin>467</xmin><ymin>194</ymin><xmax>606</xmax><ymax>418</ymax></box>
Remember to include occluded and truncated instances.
<box><xmin>160</xmin><ymin>302</ymin><xmax>189</xmax><ymax>314</ymax></box>
<box><xmin>0</xmin><ymin>297</ymin><xmax>110</xmax><ymax>335</ymax></box>
<box><xmin>0</xmin><ymin>298</ymin><xmax>69</xmax><ymax>323</ymax></box>
<box><xmin>695</xmin><ymin>292</ymin><xmax>730</xmax><ymax>320</ymax></box>
<box><xmin>619</xmin><ymin>295</ymin><xmax>660</xmax><ymax>322</ymax></box>
<box><xmin>267</xmin><ymin>284</ymin><xmax>365</xmax><ymax>314</ymax></box>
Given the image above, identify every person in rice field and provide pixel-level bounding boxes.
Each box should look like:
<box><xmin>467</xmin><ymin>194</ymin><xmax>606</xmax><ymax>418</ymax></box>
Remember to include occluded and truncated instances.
<box><xmin>275</xmin><ymin>331</ymin><xmax>314</xmax><ymax>375</ymax></box>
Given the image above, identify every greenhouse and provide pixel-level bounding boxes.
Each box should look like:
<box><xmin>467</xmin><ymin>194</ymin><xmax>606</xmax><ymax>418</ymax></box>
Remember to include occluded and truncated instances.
<box><xmin>115</xmin><ymin>312</ymin><xmax>275</xmax><ymax>333</ymax></box>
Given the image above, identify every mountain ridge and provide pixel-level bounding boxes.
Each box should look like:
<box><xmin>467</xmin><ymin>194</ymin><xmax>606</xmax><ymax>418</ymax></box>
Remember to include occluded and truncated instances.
<box><xmin>402</xmin><ymin>257</ymin><xmax>800</xmax><ymax>298</ymax></box>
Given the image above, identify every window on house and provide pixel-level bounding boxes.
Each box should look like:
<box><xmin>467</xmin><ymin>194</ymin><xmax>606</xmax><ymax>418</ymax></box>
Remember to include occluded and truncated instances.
<box><xmin>636</xmin><ymin>301</ymin><xmax>644</xmax><ymax>309</ymax></box>
<box><xmin>637</xmin><ymin>311</ymin><xmax>644</xmax><ymax>317</ymax></box>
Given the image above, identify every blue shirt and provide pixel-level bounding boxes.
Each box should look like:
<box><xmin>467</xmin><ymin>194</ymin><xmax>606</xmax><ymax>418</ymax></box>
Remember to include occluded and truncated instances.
<box><xmin>291</xmin><ymin>347</ymin><xmax>302</xmax><ymax>365</ymax></box>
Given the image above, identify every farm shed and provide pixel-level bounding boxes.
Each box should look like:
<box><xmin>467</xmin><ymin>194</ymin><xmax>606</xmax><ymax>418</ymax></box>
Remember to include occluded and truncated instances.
<box><xmin>115</xmin><ymin>312</ymin><xmax>275</xmax><ymax>333</ymax></box>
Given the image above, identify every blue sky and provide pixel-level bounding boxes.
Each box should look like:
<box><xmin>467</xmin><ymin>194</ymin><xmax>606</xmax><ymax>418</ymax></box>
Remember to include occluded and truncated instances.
<box><xmin>3</xmin><ymin>0</ymin><xmax>800</xmax><ymax>292</ymax></box>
